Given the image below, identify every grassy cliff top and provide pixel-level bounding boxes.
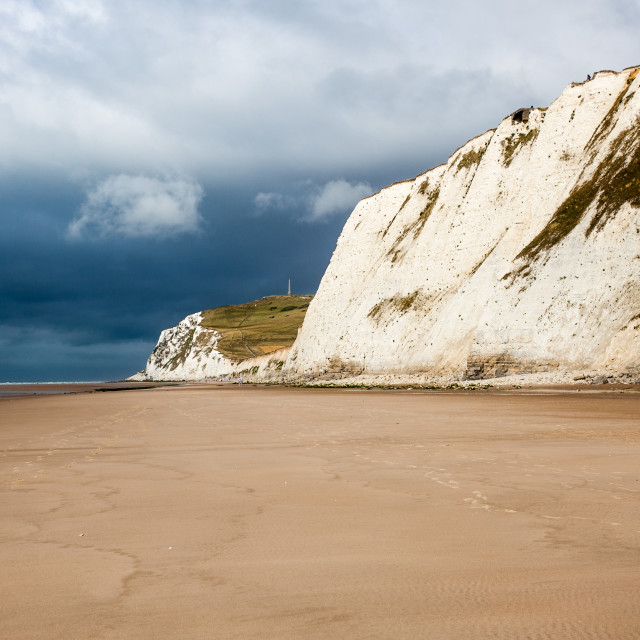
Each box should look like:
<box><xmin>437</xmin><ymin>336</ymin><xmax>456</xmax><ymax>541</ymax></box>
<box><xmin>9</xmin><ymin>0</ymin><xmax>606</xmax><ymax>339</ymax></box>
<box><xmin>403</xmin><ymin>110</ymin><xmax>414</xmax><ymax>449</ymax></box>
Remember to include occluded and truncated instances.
<box><xmin>200</xmin><ymin>294</ymin><xmax>313</xmax><ymax>360</ymax></box>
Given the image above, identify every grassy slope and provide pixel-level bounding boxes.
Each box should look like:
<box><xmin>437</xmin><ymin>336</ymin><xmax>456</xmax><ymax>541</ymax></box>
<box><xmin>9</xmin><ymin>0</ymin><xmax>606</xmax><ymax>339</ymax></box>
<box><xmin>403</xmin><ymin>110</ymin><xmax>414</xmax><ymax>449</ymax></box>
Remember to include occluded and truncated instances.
<box><xmin>199</xmin><ymin>295</ymin><xmax>313</xmax><ymax>360</ymax></box>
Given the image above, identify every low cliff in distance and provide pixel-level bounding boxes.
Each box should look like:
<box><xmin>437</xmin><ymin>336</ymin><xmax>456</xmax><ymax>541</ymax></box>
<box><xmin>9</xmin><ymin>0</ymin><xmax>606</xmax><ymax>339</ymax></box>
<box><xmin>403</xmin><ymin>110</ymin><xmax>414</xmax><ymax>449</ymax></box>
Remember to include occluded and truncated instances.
<box><xmin>283</xmin><ymin>66</ymin><xmax>640</xmax><ymax>385</ymax></box>
<box><xmin>130</xmin><ymin>295</ymin><xmax>312</xmax><ymax>381</ymax></box>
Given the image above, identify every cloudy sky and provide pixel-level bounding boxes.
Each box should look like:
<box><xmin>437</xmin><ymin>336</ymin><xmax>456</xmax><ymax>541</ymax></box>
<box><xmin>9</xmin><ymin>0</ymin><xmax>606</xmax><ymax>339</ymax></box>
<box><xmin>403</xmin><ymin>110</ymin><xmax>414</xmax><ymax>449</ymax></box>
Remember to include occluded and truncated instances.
<box><xmin>1</xmin><ymin>0</ymin><xmax>639</xmax><ymax>381</ymax></box>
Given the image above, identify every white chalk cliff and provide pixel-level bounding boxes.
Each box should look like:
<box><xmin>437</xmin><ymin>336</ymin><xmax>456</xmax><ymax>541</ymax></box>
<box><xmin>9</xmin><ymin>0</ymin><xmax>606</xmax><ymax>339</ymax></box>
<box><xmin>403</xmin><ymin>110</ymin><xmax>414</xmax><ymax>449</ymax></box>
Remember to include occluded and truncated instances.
<box><xmin>131</xmin><ymin>313</ymin><xmax>226</xmax><ymax>381</ymax></box>
<box><xmin>130</xmin><ymin>296</ymin><xmax>310</xmax><ymax>381</ymax></box>
<box><xmin>129</xmin><ymin>311</ymin><xmax>291</xmax><ymax>381</ymax></box>
<box><xmin>283</xmin><ymin>67</ymin><xmax>640</xmax><ymax>383</ymax></box>
<box><xmin>133</xmin><ymin>67</ymin><xmax>640</xmax><ymax>385</ymax></box>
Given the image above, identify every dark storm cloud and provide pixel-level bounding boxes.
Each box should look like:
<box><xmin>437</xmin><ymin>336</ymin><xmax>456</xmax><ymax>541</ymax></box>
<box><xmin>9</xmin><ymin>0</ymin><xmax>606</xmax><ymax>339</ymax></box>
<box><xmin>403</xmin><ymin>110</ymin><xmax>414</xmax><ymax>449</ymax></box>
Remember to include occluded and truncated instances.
<box><xmin>1</xmin><ymin>0</ymin><xmax>639</xmax><ymax>380</ymax></box>
<box><xmin>0</xmin><ymin>181</ymin><xmax>342</xmax><ymax>380</ymax></box>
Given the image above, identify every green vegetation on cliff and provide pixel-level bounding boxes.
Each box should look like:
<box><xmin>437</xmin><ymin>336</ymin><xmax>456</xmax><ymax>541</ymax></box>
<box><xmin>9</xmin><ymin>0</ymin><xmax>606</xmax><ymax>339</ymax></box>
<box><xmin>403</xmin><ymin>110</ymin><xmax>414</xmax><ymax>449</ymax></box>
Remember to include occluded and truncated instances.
<box><xmin>200</xmin><ymin>295</ymin><xmax>312</xmax><ymax>360</ymax></box>
<box><xmin>515</xmin><ymin>116</ymin><xmax>640</xmax><ymax>266</ymax></box>
<box><xmin>501</xmin><ymin>128</ymin><xmax>539</xmax><ymax>167</ymax></box>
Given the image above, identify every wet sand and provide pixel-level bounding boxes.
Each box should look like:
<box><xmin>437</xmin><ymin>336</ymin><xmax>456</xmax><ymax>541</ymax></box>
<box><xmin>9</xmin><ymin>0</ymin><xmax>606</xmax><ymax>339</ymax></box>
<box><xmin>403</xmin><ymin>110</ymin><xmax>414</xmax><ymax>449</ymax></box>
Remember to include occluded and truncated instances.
<box><xmin>1</xmin><ymin>384</ymin><xmax>639</xmax><ymax>639</ymax></box>
<box><xmin>0</xmin><ymin>381</ymin><xmax>176</xmax><ymax>398</ymax></box>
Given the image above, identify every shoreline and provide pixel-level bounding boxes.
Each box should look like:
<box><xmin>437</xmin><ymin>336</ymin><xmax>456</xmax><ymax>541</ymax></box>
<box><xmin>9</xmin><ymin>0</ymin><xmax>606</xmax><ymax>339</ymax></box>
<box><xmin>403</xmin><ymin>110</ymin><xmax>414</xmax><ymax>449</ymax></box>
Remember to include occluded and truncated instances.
<box><xmin>4</xmin><ymin>378</ymin><xmax>637</xmax><ymax>401</ymax></box>
<box><xmin>0</xmin><ymin>381</ymin><xmax>183</xmax><ymax>399</ymax></box>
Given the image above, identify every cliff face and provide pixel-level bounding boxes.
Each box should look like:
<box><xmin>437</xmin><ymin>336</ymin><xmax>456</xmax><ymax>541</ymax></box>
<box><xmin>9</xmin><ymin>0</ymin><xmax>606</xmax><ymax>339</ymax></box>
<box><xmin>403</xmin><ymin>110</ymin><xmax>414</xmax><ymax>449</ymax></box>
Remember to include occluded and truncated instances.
<box><xmin>131</xmin><ymin>312</ymin><xmax>229</xmax><ymax>381</ymax></box>
<box><xmin>131</xmin><ymin>296</ymin><xmax>309</xmax><ymax>381</ymax></box>
<box><xmin>284</xmin><ymin>67</ymin><xmax>640</xmax><ymax>382</ymax></box>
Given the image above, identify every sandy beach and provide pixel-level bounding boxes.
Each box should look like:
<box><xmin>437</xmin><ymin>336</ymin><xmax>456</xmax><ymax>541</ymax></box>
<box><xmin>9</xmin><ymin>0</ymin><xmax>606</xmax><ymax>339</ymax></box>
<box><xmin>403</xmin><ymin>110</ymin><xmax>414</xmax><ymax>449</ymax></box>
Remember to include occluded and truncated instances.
<box><xmin>1</xmin><ymin>384</ymin><xmax>639</xmax><ymax>639</ymax></box>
